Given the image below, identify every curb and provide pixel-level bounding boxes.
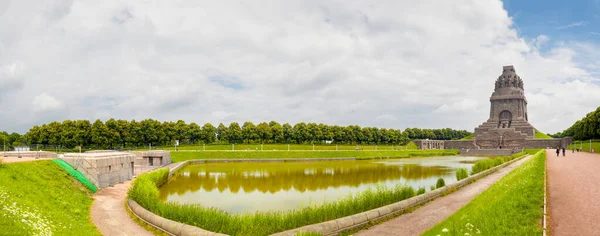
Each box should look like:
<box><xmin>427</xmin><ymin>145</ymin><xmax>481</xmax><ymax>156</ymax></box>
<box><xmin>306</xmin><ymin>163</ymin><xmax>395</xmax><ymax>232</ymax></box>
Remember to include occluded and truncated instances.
<box><xmin>271</xmin><ymin>154</ymin><xmax>529</xmax><ymax>236</ymax></box>
<box><xmin>543</xmin><ymin>152</ymin><xmax>548</xmax><ymax>236</ymax></box>
<box><xmin>127</xmin><ymin>199</ymin><xmax>227</xmax><ymax>236</ymax></box>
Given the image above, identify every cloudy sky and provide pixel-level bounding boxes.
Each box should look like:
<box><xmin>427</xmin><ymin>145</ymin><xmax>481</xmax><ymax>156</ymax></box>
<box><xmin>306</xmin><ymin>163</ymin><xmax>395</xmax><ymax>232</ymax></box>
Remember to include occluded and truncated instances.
<box><xmin>1</xmin><ymin>0</ymin><xmax>600</xmax><ymax>134</ymax></box>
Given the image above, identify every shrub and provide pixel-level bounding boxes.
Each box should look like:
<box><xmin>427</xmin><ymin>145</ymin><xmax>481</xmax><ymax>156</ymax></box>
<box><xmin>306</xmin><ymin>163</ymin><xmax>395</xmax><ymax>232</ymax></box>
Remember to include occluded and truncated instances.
<box><xmin>436</xmin><ymin>178</ymin><xmax>446</xmax><ymax>188</ymax></box>
<box><xmin>430</xmin><ymin>185</ymin><xmax>436</xmax><ymax>191</ymax></box>
<box><xmin>455</xmin><ymin>168</ymin><xmax>468</xmax><ymax>181</ymax></box>
<box><xmin>417</xmin><ymin>187</ymin><xmax>426</xmax><ymax>195</ymax></box>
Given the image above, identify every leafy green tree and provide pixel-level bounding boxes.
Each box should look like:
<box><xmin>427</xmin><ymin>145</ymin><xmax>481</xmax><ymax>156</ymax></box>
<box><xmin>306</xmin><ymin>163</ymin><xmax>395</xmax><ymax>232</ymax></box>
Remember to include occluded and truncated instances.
<box><xmin>270</xmin><ymin>122</ymin><xmax>284</xmax><ymax>143</ymax></box>
<box><xmin>91</xmin><ymin>120</ymin><xmax>110</xmax><ymax>148</ymax></box>
<box><xmin>256</xmin><ymin>122</ymin><xmax>272</xmax><ymax>144</ymax></box>
<box><xmin>187</xmin><ymin>123</ymin><xmax>202</xmax><ymax>144</ymax></box>
<box><xmin>216</xmin><ymin>123</ymin><xmax>228</xmax><ymax>143</ymax></box>
<box><xmin>293</xmin><ymin>122</ymin><xmax>308</xmax><ymax>144</ymax></box>
<box><xmin>242</xmin><ymin>122</ymin><xmax>258</xmax><ymax>144</ymax></box>
<box><xmin>228</xmin><ymin>122</ymin><xmax>242</xmax><ymax>144</ymax></box>
<box><xmin>282</xmin><ymin>123</ymin><xmax>293</xmax><ymax>143</ymax></box>
<box><xmin>202</xmin><ymin>123</ymin><xmax>217</xmax><ymax>144</ymax></box>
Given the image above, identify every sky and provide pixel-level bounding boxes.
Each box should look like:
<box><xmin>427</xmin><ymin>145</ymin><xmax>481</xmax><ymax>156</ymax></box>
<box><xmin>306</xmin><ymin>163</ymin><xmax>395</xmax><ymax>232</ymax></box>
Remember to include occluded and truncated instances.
<box><xmin>1</xmin><ymin>0</ymin><xmax>600</xmax><ymax>134</ymax></box>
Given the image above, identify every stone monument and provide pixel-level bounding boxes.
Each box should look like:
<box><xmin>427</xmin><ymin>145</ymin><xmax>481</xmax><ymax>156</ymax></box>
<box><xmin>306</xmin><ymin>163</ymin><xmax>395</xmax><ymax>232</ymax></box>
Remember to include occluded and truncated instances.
<box><xmin>473</xmin><ymin>65</ymin><xmax>535</xmax><ymax>149</ymax></box>
<box><xmin>415</xmin><ymin>65</ymin><xmax>572</xmax><ymax>155</ymax></box>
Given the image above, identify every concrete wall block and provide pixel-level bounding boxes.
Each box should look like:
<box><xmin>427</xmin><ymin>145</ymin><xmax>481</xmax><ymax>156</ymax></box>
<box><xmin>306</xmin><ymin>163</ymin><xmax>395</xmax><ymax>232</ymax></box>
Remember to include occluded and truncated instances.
<box><xmin>376</xmin><ymin>206</ymin><xmax>391</xmax><ymax>217</ymax></box>
<box><xmin>162</xmin><ymin>219</ymin><xmax>183</xmax><ymax>235</ymax></box>
<box><xmin>298</xmin><ymin>220</ymin><xmax>338</xmax><ymax>234</ymax></box>
<box><xmin>335</xmin><ymin>216</ymin><xmax>354</xmax><ymax>229</ymax></box>
<box><xmin>350</xmin><ymin>213</ymin><xmax>368</xmax><ymax>225</ymax></box>
<box><xmin>365</xmin><ymin>210</ymin><xmax>380</xmax><ymax>220</ymax></box>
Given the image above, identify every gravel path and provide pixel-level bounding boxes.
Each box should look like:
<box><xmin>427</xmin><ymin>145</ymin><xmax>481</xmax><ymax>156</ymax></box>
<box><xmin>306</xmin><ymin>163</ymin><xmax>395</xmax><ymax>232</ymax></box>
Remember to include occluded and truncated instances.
<box><xmin>355</xmin><ymin>155</ymin><xmax>532</xmax><ymax>236</ymax></box>
<box><xmin>90</xmin><ymin>180</ymin><xmax>153</xmax><ymax>236</ymax></box>
<box><xmin>547</xmin><ymin>149</ymin><xmax>600</xmax><ymax>236</ymax></box>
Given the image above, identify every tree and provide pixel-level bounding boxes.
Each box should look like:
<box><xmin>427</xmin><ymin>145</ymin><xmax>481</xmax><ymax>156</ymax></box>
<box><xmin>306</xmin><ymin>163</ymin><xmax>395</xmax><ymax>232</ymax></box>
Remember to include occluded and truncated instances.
<box><xmin>91</xmin><ymin>119</ymin><xmax>110</xmax><ymax>148</ymax></box>
<box><xmin>282</xmin><ymin>123</ymin><xmax>293</xmax><ymax>143</ymax></box>
<box><xmin>242</xmin><ymin>122</ymin><xmax>258</xmax><ymax>144</ymax></box>
<box><xmin>256</xmin><ymin>122</ymin><xmax>272</xmax><ymax>143</ymax></box>
<box><xmin>293</xmin><ymin>122</ymin><xmax>308</xmax><ymax>144</ymax></box>
<box><xmin>174</xmin><ymin>120</ymin><xmax>188</xmax><ymax>143</ymax></box>
<box><xmin>60</xmin><ymin>120</ymin><xmax>77</xmax><ymax>148</ymax></box>
<box><xmin>187</xmin><ymin>123</ymin><xmax>202</xmax><ymax>144</ymax></box>
<box><xmin>105</xmin><ymin>118</ymin><xmax>121</xmax><ymax>148</ymax></box>
<box><xmin>74</xmin><ymin>120</ymin><xmax>92</xmax><ymax>147</ymax></box>
<box><xmin>228</xmin><ymin>122</ymin><xmax>242</xmax><ymax>144</ymax></box>
<box><xmin>216</xmin><ymin>123</ymin><xmax>228</xmax><ymax>143</ymax></box>
<box><xmin>270</xmin><ymin>122</ymin><xmax>284</xmax><ymax>143</ymax></box>
<box><xmin>202</xmin><ymin>123</ymin><xmax>217</xmax><ymax>143</ymax></box>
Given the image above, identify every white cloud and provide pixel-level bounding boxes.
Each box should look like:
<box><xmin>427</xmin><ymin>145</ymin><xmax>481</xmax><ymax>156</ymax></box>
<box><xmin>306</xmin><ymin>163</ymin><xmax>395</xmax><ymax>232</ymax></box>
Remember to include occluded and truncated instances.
<box><xmin>32</xmin><ymin>93</ymin><xmax>64</xmax><ymax>112</ymax></box>
<box><xmin>556</xmin><ymin>21</ymin><xmax>588</xmax><ymax>30</ymax></box>
<box><xmin>0</xmin><ymin>0</ymin><xmax>599</xmax><ymax>134</ymax></box>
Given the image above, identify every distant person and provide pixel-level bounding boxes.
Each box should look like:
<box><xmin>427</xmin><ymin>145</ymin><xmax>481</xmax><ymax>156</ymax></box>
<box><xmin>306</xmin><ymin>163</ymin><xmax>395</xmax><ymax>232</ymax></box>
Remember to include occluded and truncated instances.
<box><xmin>562</xmin><ymin>147</ymin><xmax>566</xmax><ymax>157</ymax></box>
<box><xmin>573</xmin><ymin>147</ymin><xmax>575</xmax><ymax>153</ymax></box>
<box><xmin>556</xmin><ymin>148</ymin><xmax>560</xmax><ymax>157</ymax></box>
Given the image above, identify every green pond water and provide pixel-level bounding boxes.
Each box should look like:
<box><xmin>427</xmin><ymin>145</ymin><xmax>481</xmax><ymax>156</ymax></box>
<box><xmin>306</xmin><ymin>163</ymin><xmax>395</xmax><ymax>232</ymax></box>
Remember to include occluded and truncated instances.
<box><xmin>159</xmin><ymin>156</ymin><xmax>486</xmax><ymax>213</ymax></box>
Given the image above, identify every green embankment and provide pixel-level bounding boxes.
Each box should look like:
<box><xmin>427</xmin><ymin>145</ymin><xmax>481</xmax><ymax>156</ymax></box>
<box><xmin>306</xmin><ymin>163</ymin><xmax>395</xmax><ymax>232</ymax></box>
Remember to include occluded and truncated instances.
<box><xmin>169</xmin><ymin>149</ymin><xmax>458</xmax><ymax>162</ymax></box>
<box><xmin>129</xmin><ymin>168</ymin><xmax>418</xmax><ymax>236</ymax></box>
<box><xmin>535</xmin><ymin>130</ymin><xmax>553</xmax><ymax>139</ymax></box>
<box><xmin>567</xmin><ymin>141</ymin><xmax>600</xmax><ymax>152</ymax></box>
<box><xmin>459</xmin><ymin>134</ymin><xmax>474</xmax><ymax>140</ymax></box>
<box><xmin>423</xmin><ymin>150</ymin><xmax>545</xmax><ymax>236</ymax></box>
<box><xmin>0</xmin><ymin>161</ymin><xmax>101</xmax><ymax>236</ymax></box>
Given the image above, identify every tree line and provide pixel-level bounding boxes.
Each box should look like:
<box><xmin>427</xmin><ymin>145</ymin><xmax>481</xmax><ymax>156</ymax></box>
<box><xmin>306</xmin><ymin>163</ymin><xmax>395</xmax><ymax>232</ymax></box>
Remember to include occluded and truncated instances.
<box><xmin>553</xmin><ymin>106</ymin><xmax>600</xmax><ymax>140</ymax></box>
<box><xmin>0</xmin><ymin>131</ymin><xmax>25</xmax><ymax>150</ymax></box>
<box><xmin>20</xmin><ymin>119</ymin><xmax>472</xmax><ymax>149</ymax></box>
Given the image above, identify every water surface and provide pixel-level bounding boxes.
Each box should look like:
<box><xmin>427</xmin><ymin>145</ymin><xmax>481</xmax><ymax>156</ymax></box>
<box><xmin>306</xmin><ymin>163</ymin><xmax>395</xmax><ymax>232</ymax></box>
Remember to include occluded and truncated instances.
<box><xmin>159</xmin><ymin>156</ymin><xmax>486</xmax><ymax>213</ymax></box>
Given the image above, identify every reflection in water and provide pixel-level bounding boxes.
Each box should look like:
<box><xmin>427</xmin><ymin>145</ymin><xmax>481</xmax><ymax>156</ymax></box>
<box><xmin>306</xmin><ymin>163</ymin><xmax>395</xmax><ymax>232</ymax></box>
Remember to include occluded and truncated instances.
<box><xmin>159</xmin><ymin>156</ymin><xmax>485</xmax><ymax>213</ymax></box>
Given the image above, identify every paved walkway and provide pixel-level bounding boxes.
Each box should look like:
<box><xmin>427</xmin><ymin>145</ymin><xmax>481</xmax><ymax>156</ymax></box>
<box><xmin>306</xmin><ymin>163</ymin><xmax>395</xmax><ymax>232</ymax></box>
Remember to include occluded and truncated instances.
<box><xmin>90</xmin><ymin>180</ymin><xmax>153</xmax><ymax>236</ymax></box>
<box><xmin>547</xmin><ymin>150</ymin><xmax>600</xmax><ymax>236</ymax></box>
<box><xmin>355</xmin><ymin>155</ymin><xmax>532</xmax><ymax>236</ymax></box>
<box><xmin>1</xmin><ymin>156</ymin><xmax>54</xmax><ymax>163</ymax></box>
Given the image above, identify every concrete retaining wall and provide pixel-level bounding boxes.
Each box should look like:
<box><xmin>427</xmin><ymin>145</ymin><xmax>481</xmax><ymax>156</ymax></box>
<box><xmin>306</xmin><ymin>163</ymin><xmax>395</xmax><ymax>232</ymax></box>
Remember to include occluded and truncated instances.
<box><xmin>127</xmin><ymin>199</ymin><xmax>226</xmax><ymax>236</ymax></box>
<box><xmin>2</xmin><ymin>151</ymin><xmax>57</xmax><ymax>158</ymax></box>
<box><xmin>62</xmin><ymin>152</ymin><xmax>135</xmax><ymax>188</ymax></box>
<box><xmin>129</xmin><ymin>155</ymin><xmax>528</xmax><ymax>236</ymax></box>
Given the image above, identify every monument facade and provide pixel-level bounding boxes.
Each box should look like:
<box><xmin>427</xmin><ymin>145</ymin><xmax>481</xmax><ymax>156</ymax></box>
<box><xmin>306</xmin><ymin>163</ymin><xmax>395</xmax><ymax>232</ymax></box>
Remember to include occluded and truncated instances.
<box><xmin>415</xmin><ymin>65</ymin><xmax>572</xmax><ymax>154</ymax></box>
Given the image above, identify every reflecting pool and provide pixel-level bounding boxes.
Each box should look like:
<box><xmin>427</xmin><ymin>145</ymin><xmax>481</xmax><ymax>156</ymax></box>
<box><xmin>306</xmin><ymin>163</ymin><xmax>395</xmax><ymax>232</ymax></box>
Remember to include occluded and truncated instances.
<box><xmin>159</xmin><ymin>156</ymin><xmax>486</xmax><ymax>213</ymax></box>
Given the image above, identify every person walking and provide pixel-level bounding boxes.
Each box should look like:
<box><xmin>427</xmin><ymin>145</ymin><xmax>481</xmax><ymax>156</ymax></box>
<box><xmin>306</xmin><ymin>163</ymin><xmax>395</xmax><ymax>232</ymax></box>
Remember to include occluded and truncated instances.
<box><xmin>562</xmin><ymin>147</ymin><xmax>566</xmax><ymax>157</ymax></box>
<box><xmin>556</xmin><ymin>147</ymin><xmax>560</xmax><ymax>157</ymax></box>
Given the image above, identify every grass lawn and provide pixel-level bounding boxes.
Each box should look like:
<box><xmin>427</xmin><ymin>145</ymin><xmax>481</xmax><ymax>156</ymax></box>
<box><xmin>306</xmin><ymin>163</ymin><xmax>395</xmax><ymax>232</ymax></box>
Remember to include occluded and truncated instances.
<box><xmin>0</xmin><ymin>160</ymin><xmax>101</xmax><ymax>236</ymax></box>
<box><xmin>169</xmin><ymin>149</ymin><xmax>458</xmax><ymax>162</ymax></box>
<box><xmin>459</xmin><ymin>134</ymin><xmax>474</xmax><ymax>140</ymax></box>
<box><xmin>422</xmin><ymin>150</ymin><xmax>545</xmax><ymax>236</ymax></box>
<box><xmin>567</xmin><ymin>141</ymin><xmax>600</xmax><ymax>153</ymax></box>
<box><xmin>535</xmin><ymin>130</ymin><xmax>553</xmax><ymax>139</ymax></box>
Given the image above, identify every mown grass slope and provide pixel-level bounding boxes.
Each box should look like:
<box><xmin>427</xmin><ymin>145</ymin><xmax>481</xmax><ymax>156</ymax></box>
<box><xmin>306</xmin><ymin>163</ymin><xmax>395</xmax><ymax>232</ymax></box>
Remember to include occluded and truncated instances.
<box><xmin>0</xmin><ymin>161</ymin><xmax>101</xmax><ymax>236</ymax></box>
<box><xmin>535</xmin><ymin>130</ymin><xmax>553</xmax><ymax>139</ymax></box>
<box><xmin>423</xmin><ymin>150</ymin><xmax>545</xmax><ymax>236</ymax></box>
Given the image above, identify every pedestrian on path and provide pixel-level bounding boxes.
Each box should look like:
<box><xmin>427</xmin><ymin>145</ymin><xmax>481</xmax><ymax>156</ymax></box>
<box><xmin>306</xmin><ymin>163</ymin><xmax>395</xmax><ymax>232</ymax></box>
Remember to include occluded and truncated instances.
<box><xmin>556</xmin><ymin>147</ymin><xmax>560</xmax><ymax>157</ymax></box>
<box><xmin>562</xmin><ymin>147</ymin><xmax>566</xmax><ymax>157</ymax></box>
